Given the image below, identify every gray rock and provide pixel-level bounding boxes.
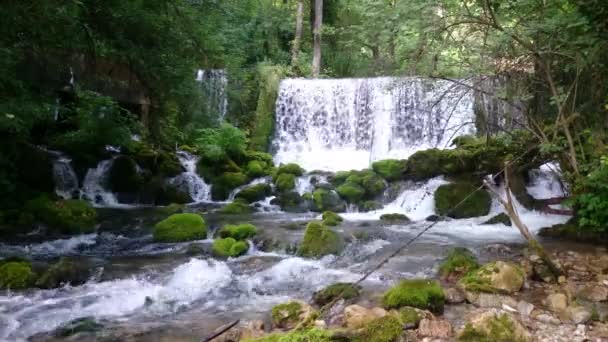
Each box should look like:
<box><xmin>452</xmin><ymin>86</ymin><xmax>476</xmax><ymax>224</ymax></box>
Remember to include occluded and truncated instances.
<box><xmin>444</xmin><ymin>287</ymin><xmax>465</xmax><ymax>304</ymax></box>
<box><xmin>567</xmin><ymin>306</ymin><xmax>592</xmax><ymax>324</ymax></box>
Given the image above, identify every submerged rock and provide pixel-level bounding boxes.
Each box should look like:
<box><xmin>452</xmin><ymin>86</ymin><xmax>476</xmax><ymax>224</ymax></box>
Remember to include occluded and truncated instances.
<box><xmin>54</xmin><ymin>317</ymin><xmax>103</xmax><ymax>337</ymax></box>
<box><xmin>382</xmin><ymin>279</ymin><xmax>445</xmax><ymax>314</ymax></box>
<box><xmin>434</xmin><ymin>183</ymin><xmax>491</xmax><ymax>218</ymax></box>
<box><xmin>458</xmin><ymin>261</ymin><xmax>524</xmax><ymax>294</ymax></box>
<box><xmin>153</xmin><ymin>213</ymin><xmax>207</xmax><ymax>242</ymax></box>
<box><xmin>379</xmin><ymin>213</ymin><xmax>410</xmax><ymax>222</ymax></box>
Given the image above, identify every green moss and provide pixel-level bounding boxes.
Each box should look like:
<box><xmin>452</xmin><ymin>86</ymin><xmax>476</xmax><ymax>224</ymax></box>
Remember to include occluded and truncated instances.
<box><xmin>458</xmin><ymin>313</ymin><xmax>528</xmax><ymax>342</ymax></box>
<box><xmin>235</xmin><ymin>183</ymin><xmax>272</xmax><ymax>203</ymax></box>
<box><xmin>242</xmin><ymin>328</ymin><xmax>332</xmax><ymax>342</ymax></box>
<box><xmin>108</xmin><ymin>156</ymin><xmax>142</xmax><ymax>193</ymax></box>
<box><xmin>218</xmin><ymin>223</ymin><xmax>258</xmax><ymax>240</ymax></box>
<box><xmin>482</xmin><ymin>213</ymin><xmax>512</xmax><ymax>226</ymax></box>
<box><xmin>275</xmin><ymin>173</ymin><xmax>297</xmax><ymax>192</ymax></box>
<box><xmin>331</xmin><ymin>171</ymin><xmax>353</xmax><ymax>185</ymax></box>
<box><xmin>25</xmin><ymin>197</ymin><xmax>97</xmax><ymax>234</ymax></box>
<box><xmin>358</xmin><ymin>171</ymin><xmax>387</xmax><ymax>197</ymax></box>
<box><xmin>312</xmin><ymin>189</ymin><xmax>346</xmax><ymax>213</ymax></box>
<box><xmin>312</xmin><ymin>282</ymin><xmax>361</xmax><ymax>306</ymax></box>
<box><xmin>36</xmin><ymin>257</ymin><xmax>89</xmax><ymax>289</ymax></box>
<box><xmin>458</xmin><ymin>261</ymin><xmax>525</xmax><ymax>294</ymax></box>
<box><xmin>212</xmin><ymin>237</ymin><xmax>249</xmax><ymax>257</ymax></box>
<box><xmin>382</xmin><ymin>279</ymin><xmax>445</xmax><ymax>313</ymax></box>
<box><xmin>211</xmin><ymin>172</ymin><xmax>250</xmax><ymax>200</ymax></box>
<box><xmin>272</xmin><ymin>191</ymin><xmax>306</xmax><ymax>212</ymax></box>
<box><xmin>372</xmin><ymin>159</ymin><xmax>407</xmax><ymax>181</ymax></box>
<box><xmin>250</xmin><ymin>64</ymin><xmax>287</xmax><ymax>152</ymax></box>
<box><xmin>399</xmin><ymin>307</ymin><xmax>421</xmax><ymax>326</ymax></box>
<box><xmin>434</xmin><ymin>183</ymin><xmax>491</xmax><ymax>218</ymax></box>
<box><xmin>219</xmin><ymin>199</ymin><xmax>254</xmax><ymax>214</ymax></box>
<box><xmin>321</xmin><ymin>211</ymin><xmax>343</xmax><ymax>226</ymax></box>
<box><xmin>55</xmin><ymin>317</ymin><xmax>103</xmax><ymax>337</ymax></box>
<box><xmin>246</xmin><ymin>160</ymin><xmax>268</xmax><ymax>178</ymax></box>
<box><xmin>275</xmin><ymin>163</ymin><xmax>305</xmax><ymax>178</ymax></box>
<box><xmin>336</xmin><ymin>182</ymin><xmax>366</xmax><ymax>203</ymax></box>
<box><xmin>271</xmin><ymin>301</ymin><xmax>303</xmax><ymax>328</ymax></box>
<box><xmin>298</xmin><ymin>221</ymin><xmax>343</xmax><ymax>258</ymax></box>
<box><xmin>438</xmin><ymin>247</ymin><xmax>479</xmax><ymax>280</ymax></box>
<box><xmin>153</xmin><ymin>213</ymin><xmax>207</xmax><ymax>242</ymax></box>
<box><xmin>355</xmin><ymin>315</ymin><xmax>403</xmax><ymax>342</ymax></box>
<box><xmin>0</xmin><ymin>261</ymin><xmax>35</xmax><ymax>290</ymax></box>
<box><xmin>379</xmin><ymin>213</ymin><xmax>410</xmax><ymax>222</ymax></box>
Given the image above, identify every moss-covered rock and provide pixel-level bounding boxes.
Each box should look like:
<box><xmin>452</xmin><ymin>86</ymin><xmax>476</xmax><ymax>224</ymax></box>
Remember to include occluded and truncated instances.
<box><xmin>336</xmin><ymin>182</ymin><xmax>366</xmax><ymax>203</ymax></box>
<box><xmin>359</xmin><ymin>200</ymin><xmax>383</xmax><ymax>212</ymax></box>
<box><xmin>275</xmin><ymin>173</ymin><xmax>296</xmax><ymax>193</ymax></box>
<box><xmin>313</xmin><ymin>282</ymin><xmax>361</xmax><ymax>306</ymax></box>
<box><xmin>379</xmin><ymin>213</ymin><xmax>410</xmax><ymax>222</ymax></box>
<box><xmin>298</xmin><ymin>221</ymin><xmax>343</xmax><ymax>258</ymax></box>
<box><xmin>382</xmin><ymin>279</ymin><xmax>445</xmax><ymax>314</ymax></box>
<box><xmin>212</xmin><ymin>237</ymin><xmax>249</xmax><ymax>257</ymax></box>
<box><xmin>330</xmin><ymin>171</ymin><xmax>353</xmax><ymax>185</ymax></box>
<box><xmin>439</xmin><ymin>247</ymin><xmax>479</xmax><ymax>281</ymax></box>
<box><xmin>458</xmin><ymin>310</ymin><xmax>532</xmax><ymax>342</ymax></box>
<box><xmin>153</xmin><ymin>213</ymin><xmax>207</xmax><ymax>242</ymax></box>
<box><xmin>355</xmin><ymin>315</ymin><xmax>403</xmax><ymax>342</ymax></box>
<box><xmin>271</xmin><ymin>191</ymin><xmax>309</xmax><ymax>212</ymax></box>
<box><xmin>235</xmin><ymin>183</ymin><xmax>272</xmax><ymax>203</ymax></box>
<box><xmin>218</xmin><ymin>223</ymin><xmax>257</xmax><ymax>240</ymax></box>
<box><xmin>108</xmin><ymin>156</ymin><xmax>142</xmax><ymax>193</ymax></box>
<box><xmin>372</xmin><ymin>159</ymin><xmax>407</xmax><ymax>181</ymax></box>
<box><xmin>245</xmin><ymin>160</ymin><xmax>268</xmax><ymax>178</ymax></box>
<box><xmin>312</xmin><ymin>189</ymin><xmax>346</xmax><ymax>213</ymax></box>
<box><xmin>399</xmin><ymin>307</ymin><xmax>422</xmax><ymax>327</ymax></box>
<box><xmin>458</xmin><ymin>261</ymin><xmax>525</xmax><ymax>294</ymax></box>
<box><xmin>25</xmin><ymin>197</ymin><xmax>97</xmax><ymax>234</ymax></box>
<box><xmin>275</xmin><ymin>163</ymin><xmax>304</xmax><ymax>178</ymax></box>
<box><xmin>321</xmin><ymin>211</ymin><xmax>343</xmax><ymax>226</ymax></box>
<box><xmin>482</xmin><ymin>213</ymin><xmax>512</xmax><ymax>226</ymax></box>
<box><xmin>140</xmin><ymin>177</ymin><xmax>192</xmax><ymax>205</ymax></box>
<box><xmin>54</xmin><ymin>317</ymin><xmax>103</xmax><ymax>337</ymax></box>
<box><xmin>271</xmin><ymin>301</ymin><xmax>308</xmax><ymax>329</ymax></box>
<box><xmin>434</xmin><ymin>183</ymin><xmax>491</xmax><ymax>219</ymax></box>
<box><xmin>211</xmin><ymin>172</ymin><xmax>250</xmax><ymax>200</ymax></box>
<box><xmin>243</xmin><ymin>328</ymin><xmax>331</xmax><ymax>342</ymax></box>
<box><xmin>0</xmin><ymin>261</ymin><xmax>36</xmax><ymax>290</ymax></box>
<box><xmin>36</xmin><ymin>257</ymin><xmax>91</xmax><ymax>289</ymax></box>
<box><xmin>219</xmin><ymin>199</ymin><xmax>254</xmax><ymax>214</ymax></box>
<box><xmin>351</xmin><ymin>170</ymin><xmax>387</xmax><ymax>197</ymax></box>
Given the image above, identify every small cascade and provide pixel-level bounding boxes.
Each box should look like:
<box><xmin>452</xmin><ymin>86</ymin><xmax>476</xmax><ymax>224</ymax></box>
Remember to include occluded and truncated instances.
<box><xmin>526</xmin><ymin>162</ymin><xmax>567</xmax><ymax>200</ymax></box>
<box><xmin>272</xmin><ymin>77</ymin><xmax>477</xmax><ymax>171</ymax></box>
<box><xmin>295</xmin><ymin>174</ymin><xmax>328</xmax><ymax>195</ymax></box>
<box><xmin>52</xmin><ymin>155</ymin><xmax>79</xmax><ymax>199</ymax></box>
<box><xmin>228</xmin><ymin>177</ymin><xmax>270</xmax><ymax>201</ymax></box>
<box><xmin>82</xmin><ymin>159</ymin><xmax>120</xmax><ymax>206</ymax></box>
<box><xmin>197</xmin><ymin>69</ymin><xmax>228</xmax><ymax>122</ymax></box>
<box><xmin>170</xmin><ymin>151</ymin><xmax>211</xmax><ymax>203</ymax></box>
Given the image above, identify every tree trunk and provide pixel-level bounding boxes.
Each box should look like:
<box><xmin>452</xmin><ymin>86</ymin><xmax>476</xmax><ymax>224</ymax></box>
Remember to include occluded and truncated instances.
<box><xmin>291</xmin><ymin>0</ymin><xmax>304</xmax><ymax>68</ymax></box>
<box><xmin>312</xmin><ymin>0</ymin><xmax>323</xmax><ymax>77</ymax></box>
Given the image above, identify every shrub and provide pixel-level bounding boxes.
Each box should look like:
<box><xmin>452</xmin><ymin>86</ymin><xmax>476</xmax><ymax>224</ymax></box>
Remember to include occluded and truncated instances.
<box><xmin>195</xmin><ymin>123</ymin><xmax>248</xmax><ymax>161</ymax></box>
<box><xmin>218</xmin><ymin>223</ymin><xmax>258</xmax><ymax>240</ymax></box>
<box><xmin>382</xmin><ymin>279</ymin><xmax>445</xmax><ymax>313</ymax></box>
<box><xmin>574</xmin><ymin>160</ymin><xmax>608</xmax><ymax>234</ymax></box>
<box><xmin>153</xmin><ymin>213</ymin><xmax>207</xmax><ymax>242</ymax></box>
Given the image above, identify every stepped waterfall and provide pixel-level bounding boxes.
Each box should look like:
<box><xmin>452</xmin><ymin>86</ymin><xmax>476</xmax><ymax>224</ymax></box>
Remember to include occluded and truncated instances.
<box><xmin>272</xmin><ymin>77</ymin><xmax>477</xmax><ymax>171</ymax></box>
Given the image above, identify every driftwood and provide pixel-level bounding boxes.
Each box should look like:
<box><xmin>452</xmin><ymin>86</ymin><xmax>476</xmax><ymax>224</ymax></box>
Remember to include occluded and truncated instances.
<box><xmin>202</xmin><ymin>320</ymin><xmax>240</xmax><ymax>342</ymax></box>
<box><xmin>484</xmin><ymin>162</ymin><xmax>564</xmax><ymax>277</ymax></box>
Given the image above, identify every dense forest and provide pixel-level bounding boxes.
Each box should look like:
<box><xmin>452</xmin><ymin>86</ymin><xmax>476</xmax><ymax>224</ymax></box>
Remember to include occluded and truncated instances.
<box><xmin>1</xmin><ymin>1</ymin><xmax>607</xmax><ymax>341</ymax></box>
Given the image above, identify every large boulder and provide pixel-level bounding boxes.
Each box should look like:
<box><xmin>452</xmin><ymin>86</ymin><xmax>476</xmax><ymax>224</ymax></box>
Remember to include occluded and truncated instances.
<box><xmin>271</xmin><ymin>191</ymin><xmax>309</xmax><ymax>213</ymax></box>
<box><xmin>108</xmin><ymin>156</ymin><xmax>142</xmax><ymax>193</ymax></box>
<box><xmin>25</xmin><ymin>197</ymin><xmax>97</xmax><ymax>235</ymax></box>
<box><xmin>0</xmin><ymin>261</ymin><xmax>36</xmax><ymax>290</ymax></box>
<box><xmin>321</xmin><ymin>211</ymin><xmax>343</xmax><ymax>226</ymax></box>
<box><xmin>234</xmin><ymin>183</ymin><xmax>272</xmax><ymax>203</ymax></box>
<box><xmin>458</xmin><ymin>261</ymin><xmax>525</xmax><ymax>294</ymax></box>
<box><xmin>36</xmin><ymin>257</ymin><xmax>91</xmax><ymax>289</ymax></box>
<box><xmin>434</xmin><ymin>183</ymin><xmax>491</xmax><ymax>218</ymax></box>
<box><xmin>343</xmin><ymin>304</ymin><xmax>388</xmax><ymax>329</ymax></box>
<box><xmin>274</xmin><ymin>163</ymin><xmax>304</xmax><ymax>178</ymax></box>
<box><xmin>218</xmin><ymin>223</ymin><xmax>257</xmax><ymax>240</ymax></box>
<box><xmin>297</xmin><ymin>221</ymin><xmax>343</xmax><ymax>258</ymax></box>
<box><xmin>274</xmin><ymin>173</ymin><xmax>296</xmax><ymax>192</ymax></box>
<box><xmin>312</xmin><ymin>189</ymin><xmax>346</xmax><ymax>212</ymax></box>
<box><xmin>271</xmin><ymin>300</ymin><xmax>312</xmax><ymax>329</ymax></box>
<box><xmin>211</xmin><ymin>172</ymin><xmax>249</xmax><ymax>200</ymax></box>
<box><xmin>372</xmin><ymin>159</ymin><xmax>407</xmax><ymax>181</ymax></box>
<box><xmin>336</xmin><ymin>182</ymin><xmax>366</xmax><ymax>203</ymax></box>
<box><xmin>382</xmin><ymin>279</ymin><xmax>445</xmax><ymax>314</ymax></box>
<box><xmin>153</xmin><ymin>213</ymin><xmax>207</xmax><ymax>242</ymax></box>
<box><xmin>458</xmin><ymin>310</ymin><xmax>532</xmax><ymax>342</ymax></box>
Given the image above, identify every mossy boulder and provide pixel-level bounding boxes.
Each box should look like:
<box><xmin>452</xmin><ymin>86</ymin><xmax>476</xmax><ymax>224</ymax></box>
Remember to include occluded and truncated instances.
<box><xmin>313</xmin><ymin>282</ymin><xmax>361</xmax><ymax>306</ymax></box>
<box><xmin>235</xmin><ymin>183</ymin><xmax>272</xmax><ymax>203</ymax></box>
<box><xmin>245</xmin><ymin>160</ymin><xmax>269</xmax><ymax>178</ymax></box>
<box><xmin>458</xmin><ymin>261</ymin><xmax>525</xmax><ymax>294</ymax></box>
<box><xmin>372</xmin><ymin>159</ymin><xmax>407</xmax><ymax>181</ymax></box>
<box><xmin>349</xmin><ymin>170</ymin><xmax>387</xmax><ymax>196</ymax></box>
<box><xmin>458</xmin><ymin>310</ymin><xmax>532</xmax><ymax>342</ymax></box>
<box><xmin>211</xmin><ymin>172</ymin><xmax>250</xmax><ymax>200</ymax></box>
<box><xmin>322</xmin><ymin>211</ymin><xmax>343</xmax><ymax>226</ymax></box>
<box><xmin>275</xmin><ymin>163</ymin><xmax>304</xmax><ymax>177</ymax></box>
<box><xmin>36</xmin><ymin>257</ymin><xmax>91</xmax><ymax>289</ymax></box>
<box><xmin>330</xmin><ymin>171</ymin><xmax>353</xmax><ymax>185</ymax></box>
<box><xmin>271</xmin><ymin>301</ymin><xmax>308</xmax><ymax>329</ymax></box>
<box><xmin>482</xmin><ymin>213</ymin><xmax>512</xmax><ymax>226</ymax></box>
<box><xmin>275</xmin><ymin>173</ymin><xmax>296</xmax><ymax>192</ymax></box>
<box><xmin>218</xmin><ymin>223</ymin><xmax>257</xmax><ymax>240</ymax></box>
<box><xmin>271</xmin><ymin>191</ymin><xmax>309</xmax><ymax>213</ymax></box>
<box><xmin>380</xmin><ymin>213</ymin><xmax>410</xmax><ymax>222</ymax></box>
<box><xmin>399</xmin><ymin>307</ymin><xmax>422</xmax><ymax>327</ymax></box>
<box><xmin>108</xmin><ymin>156</ymin><xmax>142</xmax><ymax>193</ymax></box>
<box><xmin>25</xmin><ymin>197</ymin><xmax>97</xmax><ymax>234</ymax></box>
<box><xmin>298</xmin><ymin>221</ymin><xmax>343</xmax><ymax>258</ymax></box>
<box><xmin>434</xmin><ymin>183</ymin><xmax>491</xmax><ymax>218</ymax></box>
<box><xmin>336</xmin><ymin>182</ymin><xmax>366</xmax><ymax>203</ymax></box>
<box><xmin>382</xmin><ymin>279</ymin><xmax>445</xmax><ymax>314</ymax></box>
<box><xmin>355</xmin><ymin>315</ymin><xmax>403</xmax><ymax>342</ymax></box>
<box><xmin>54</xmin><ymin>317</ymin><xmax>103</xmax><ymax>337</ymax></box>
<box><xmin>359</xmin><ymin>200</ymin><xmax>383</xmax><ymax>212</ymax></box>
<box><xmin>212</xmin><ymin>237</ymin><xmax>249</xmax><ymax>258</ymax></box>
<box><xmin>153</xmin><ymin>213</ymin><xmax>207</xmax><ymax>242</ymax></box>
<box><xmin>312</xmin><ymin>189</ymin><xmax>346</xmax><ymax>213</ymax></box>
<box><xmin>0</xmin><ymin>261</ymin><xmax>36</xmax><ymax>290</ymax></box>
<box><xmin>219</xmin><ymin>199</ymin><xmax>254</xmax><ymax>214</ymax></box>
<box><xmin>439</xmin><ymin>247</ymin><xmax>479</xmax><ymax>281</ymax></box>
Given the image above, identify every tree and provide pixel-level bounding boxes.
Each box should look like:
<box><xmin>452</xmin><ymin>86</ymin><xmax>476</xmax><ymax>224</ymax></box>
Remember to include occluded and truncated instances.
<box><xmin>312</xmin><ymin>0</ymin><xmax>323</xmax><ymax>77</ymax></box>
<box><xmin>292</xmin><ymin>0</ymin><xmax>305</xmax><ymax>69</ymax></box>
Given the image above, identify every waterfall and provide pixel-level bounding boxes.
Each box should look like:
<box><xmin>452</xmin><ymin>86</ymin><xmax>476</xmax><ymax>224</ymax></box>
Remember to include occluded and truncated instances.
<box><xmin>197</xmin><ymin>69</ymin><xmax>228</xmax><ymax>122</ymax></box>
<box><xmin>52</xmin><ymin>155</ymin><xmax>80</xmax><ymax>200</ymax></box>
<box><xmin>272</xmin><ymin>77</ymin><xmax>477</xmax><ymax>171</ymax></box>
<box><xmin>228</xmin><ymin>177</ymin><xmax>269</xmax><ymax>201</ymax></box>
<box><xmin>82</xmin><ymin>159</ymin><xmax>120</xmax><ymax>206</ymax></box>
<box><xmin>170</xmin><ymin>151</ymin><xmax>211</xmax><ymax>203</ymax></box>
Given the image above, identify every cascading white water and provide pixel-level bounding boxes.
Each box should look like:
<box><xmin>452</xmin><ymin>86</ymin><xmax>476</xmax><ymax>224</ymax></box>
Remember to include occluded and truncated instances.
<box><xmin>52</xmin><ymin>156</ymin><xmax>79</xmax><ymax>200</ymax></box>
<box><xmin>227</xmin><ymin>177</ymin><xmax>269</xmax><ymax>201</ymax></box>
<box><xmin>170</xmin><ymin>151</ymin><xmax>211</xmax><ymax>203</ymax></box>
<box><xmin>82</xmin><ymin>159</ymin><xmax>120</xmax><ymax>206</ymax></box>
<box><xmin>272</xmin><ymin>77</ymin><xmax>477</xmax><ymax>171</ymax></box>
<box><xmin>295</xmin><ymin>174</ymin><xmax>328</xmax><ymax>195</ymax></box>
<box><xmin>196</xmin><ymin>69</ymin><xmax>228</xmax><ymax>122</ymax></box>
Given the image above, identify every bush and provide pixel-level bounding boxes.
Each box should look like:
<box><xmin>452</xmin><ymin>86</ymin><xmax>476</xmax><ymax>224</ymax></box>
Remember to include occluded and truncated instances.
<box><xmin>382</xmin><ymin>279</ymin><xmax>445</xmax><ymax>313</ymax></box>
<box><xmin>275</xmin><ymin>173</ymin><xmax>296</xmax><ymax>192</ymax></box>
<box><xmin>372</xmin><ymin>159</ymin><xmax>407</xmax><ymax>181</ymax></box>
<box><xmin>298</xmin><ymin>221</ymin><xmax>343</xmax><ymax>257</ymax></box>
<box><xmin>212</xmin><ymin>237</ymin><xmax>249</xmax><ymax>257</ymax></box>
<box><xmin>25</xmin><ymin>197</ymin><xmax>97</xmax><ymax>234</ymax></box>
<box><xmin>235</xmin><ymin>183</ymin><xmax>272</xmax><ymax>203</ymax></box>
<box><xmin>434</xmin><ymin>183</ymin><xmax>491</xmax><ymax>218</ymax></box>
<box><xmin>438</xmin><ymin>247</ymin><xmax>479</xmax><ymax>280</ymax></box>
<box><xmin>153</xmin><ymin>213</ymin><xmax>207</xmax><ymax>242</ymax></box>
<box><xmin>218</xmin><ymin>223</ymin><xmax>257</xmax><ymax>240</ymax></box>
<box><xmin>574</xmin><ymin>160</ymin><xmax>608</xmax><ymax>234</ymax></box>
<box><xmin>195</xmin><ymin>123</ymin><xmax>248</xmax><ymax>161</ymax></box>
<box><xmin>0</xmin><ymin>261</ymin><xmax>36</xmax><ymax>290</ymax></box>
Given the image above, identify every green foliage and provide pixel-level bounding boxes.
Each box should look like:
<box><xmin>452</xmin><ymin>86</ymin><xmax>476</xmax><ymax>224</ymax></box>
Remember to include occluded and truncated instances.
<box><xmin>313</xmin><ymin>282</ymin><xmax>361</xmax><ymax>306</ymax></box>
<box><xmin>25</xmin><ymin>197</ymin><xmax>97</xmax><ymax>235</ymax></box>
<box><xmin>298</xmin><ymin>221</ymin><xmax>343</xmax><ymax>258</ymax></box>
<box><xmin>212</xmin><ymin>237</ymin><xmax>249</xmax><ymax>258</ymax></box>
<box><xmin>275</xmin><ymin>163</ymin><xmax>305</xmax><ymax>178</ymax></box>
<box><xmin>196</xmin><ymin>123</ymin><xmax>248</xmax><ymax>161</ymax></box>
<box><xmin>0</xmin><ymin>261</ymin><xmax>36</xmax><ymax>290</ymax></box>
<box><xmin>153</xmin><ymin>213</ymin><xmax>207</xmax><ymax>243</ymax></box>
<box><xmin>235</xmin><ymin>183</ymin><xmax>272</xmax><ymax>203</ymax></box>
<box><xmin>438</xmin><ymin>247</ymin><xmax>479</xmax><ymax>280</ymax></box>
<box><xmin>219</xmin><ymin>199</ymin><xmax>253</xmax><ymax>215</ymax></box>
<box><xmin>372</xmin><ymin>159</ymin><xmax>407</xmax><ymax>181</ymax></box>
<box><xmin>574</xmin><ymin>160</ymin><xmax>608</xmax><ymax>234</ymax></box>
<box><xmin>218</xmin><ymin>223</ymin><xmax>258</xmax><ymax>240</ymax></box>
<box><xmin>355</xmin><ymin>315</ymin><xmax>403</xmax><ymax>342</ymax></box>
<box><xmin>321</xmin><ymin>211</ymin><xmax>343</xmax><ymax>226</ymax></box>
<box><xmin>382</xmin><ymin>279</ymin><xmax>445</xmax><ymax>313</ymax></box>
<box><xmin>275</xmin><ymin>173</ymin><xmax>297</xmax><ymax>193</ymax></box>
<box><xmin>243</xmin><ymin>328</ymin><xmax>332</xmax><ymax>342</ymax></box>
<box><xmin>434</xmin><ymin>183</ymin><xmax>491</xmax><ymax>219</ymax></box>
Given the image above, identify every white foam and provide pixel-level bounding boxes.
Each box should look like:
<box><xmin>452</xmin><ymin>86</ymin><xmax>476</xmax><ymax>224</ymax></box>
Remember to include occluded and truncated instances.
<box><xmin>526</xmin><ymin>162</ymin><xmax>567</xmax><ymax>200</ymax></box>
<box><xmin>0</xmin><ymin>234</ymin><xmax>97</xmax><ymax>258</ymax></box>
